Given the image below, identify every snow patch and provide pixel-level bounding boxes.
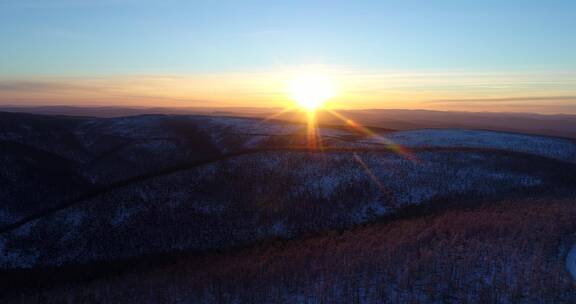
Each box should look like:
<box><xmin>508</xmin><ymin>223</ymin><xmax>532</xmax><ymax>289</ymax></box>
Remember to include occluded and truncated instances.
<box><xmin>111</xmin><ymin>206</ymin><xmax>141</xmax><ymax>225</ymax></box>
<box><xmin>567</xmin><ymin>244</ymin><xmax>576</xmax><ymax>281</ymax></box>
<box><xmin>65</xmin><ymin>209</ymin><xmax>85</xmax><ymax>227</ymax></box>
<box><xmin>378</xmin><ymin>129</ymin><xmax>576</xmax><ymax>162</ymax></box>
<box><xmin>192</xmin><ymin>201</ymin><xmax>226</xmax><ymax>214</ymax></box>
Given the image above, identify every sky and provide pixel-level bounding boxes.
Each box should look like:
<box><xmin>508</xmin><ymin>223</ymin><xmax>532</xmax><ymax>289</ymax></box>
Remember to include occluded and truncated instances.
<box><xmin>1</xmin><ymin>0</ymin><xmax>576</xmax><ymax>113</ymax></box>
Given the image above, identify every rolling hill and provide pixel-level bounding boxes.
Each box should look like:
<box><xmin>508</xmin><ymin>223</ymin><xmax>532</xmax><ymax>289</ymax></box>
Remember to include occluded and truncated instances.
<box><xmin>0</xmin><ymin>111</ymin><xmax>575</xmax><ymax>303</ymax></box>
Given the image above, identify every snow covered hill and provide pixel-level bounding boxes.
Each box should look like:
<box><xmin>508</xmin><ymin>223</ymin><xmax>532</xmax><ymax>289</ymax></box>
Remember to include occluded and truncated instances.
<box><xmin>1</xmin><ymin>112</ymin><xmax>576</xmax><ymax>267</ymax></box>
<box><xmin>1</xmin><ymin>111</ymin><xmax>576</xmax><ymax>302</ymax></box>
<box><xmin>3</xmin><ymin>147</ymin><xmax>573</xmax><ymax>267</ymax></box>
<box><xmin>371</xmin><ymin>129</ymin><xmax>576</xmax><ymax>163</ymax></box>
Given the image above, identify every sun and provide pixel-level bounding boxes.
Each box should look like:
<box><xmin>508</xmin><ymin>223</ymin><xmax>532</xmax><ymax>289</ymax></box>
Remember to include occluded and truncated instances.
<box><xmin>288</xmin><ymin>74</ymin><xmax>336</xmax><ymax>111</ymax></box>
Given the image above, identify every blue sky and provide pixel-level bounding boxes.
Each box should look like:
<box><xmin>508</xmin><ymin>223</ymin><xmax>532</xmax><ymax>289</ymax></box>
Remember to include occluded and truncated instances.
<box><xmin>1</xmin><ymin>0</ymin><xmax>575</xmax><ymax>112</ymax></box>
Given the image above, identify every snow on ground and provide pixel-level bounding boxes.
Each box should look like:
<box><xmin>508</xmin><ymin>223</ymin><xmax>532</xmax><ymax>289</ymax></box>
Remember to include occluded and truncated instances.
<box><xmin>198</xmin><ymin>116</ymin><xmax>371</xmax><ymax>150</ymax></box>
<box><xmin>0</xmin><ymin>148</ymin><xmax>563</xmax><ymax>268</ymax></box>
<box><xmin>373</xmin><ymin>129</ymin><xmax>576</xmax><ymax>162</ymax></box>
<box><xmin>201</xmin><ymin>119</ymin><xmax>576</xmax><ymax>161</ymax></box>
<box><xmin>202</xmin><ymin>116</ymin><xmax>302</xmax><ymax>136</ymax></box>
<box><xmin>567</xmin><ymin>244</ymin><xmax>576</xmax><ymax>281</ymax></box>
<box><xmin>79</xmin><ymin>115</ymin><xmax>168</xmax><ymax>138</ymax></box>
<box><xmin>228</xmin><ymin>150</ymin><xmax>546</xmax><ymax>220</ymax></box>
<box><xmin>317</xmin><ymin>127</ymin><xmax>357</xmax><ymax>138</ymax></box>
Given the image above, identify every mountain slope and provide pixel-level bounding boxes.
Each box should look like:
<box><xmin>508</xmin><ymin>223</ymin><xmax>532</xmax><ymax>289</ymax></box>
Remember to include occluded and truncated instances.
<box><xmin>3</xmin><ymin>198</ymin><xmax>575</xmax><ymax>303</ymax></box>
<box><xmin>1</xmin><ymin>143</ymin><xmax>576</xmax><ymax>268</ymax></box>
<box><xmin>1</xmin><ymin>111</ymin><xmax>575</xmax><ymax>302</ymax></box>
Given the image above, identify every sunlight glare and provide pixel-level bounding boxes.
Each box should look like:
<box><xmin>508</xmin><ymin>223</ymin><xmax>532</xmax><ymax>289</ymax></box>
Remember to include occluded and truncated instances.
<box><xmin>288</xmin><ymin>75</ymin><xmax>336</xmax><ymax>111</ymax></box>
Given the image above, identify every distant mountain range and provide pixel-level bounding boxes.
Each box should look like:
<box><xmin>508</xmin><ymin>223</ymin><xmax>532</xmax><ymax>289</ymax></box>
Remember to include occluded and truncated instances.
<box><xmin>2</xmin><ymin>105</ymin><xmax>576</xmax><ymax>139</ymax></box>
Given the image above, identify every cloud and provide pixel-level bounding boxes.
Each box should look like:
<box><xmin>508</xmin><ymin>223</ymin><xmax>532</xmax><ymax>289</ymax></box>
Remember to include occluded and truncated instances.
<box><xmin>427</xmin><ymin>96</ymin><xmax>576</xmax><ymax>104</ymax></box>
<box><xmin>1</xmin><ymin>69</ymin><xmax>575</xmax><ymax>113</ymax></box>
<box><xmin>422</xmin><ymin>96</ymin><xmax>576</xmax><ymax>115</ymax></box>
<box><xmin>0</xmin><ymin>80</ymin><xmax>82</xmax><ymax>92</ymax></box>
<box><xmin>0</xmin><ymin>75</ymin><xmax>286</xmax><ymax>107</ymax></box>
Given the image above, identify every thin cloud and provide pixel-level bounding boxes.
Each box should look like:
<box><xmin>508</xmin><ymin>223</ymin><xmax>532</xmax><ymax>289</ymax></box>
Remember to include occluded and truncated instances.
<box><xmin>427</xmin><ymin>96</ymin><xmax>576</xmax><ymax>104</ymax></box>
<box><xmin>0</xmin><ymin>80</ymin><xmax>81</xmax><ymax>92</ymax></box>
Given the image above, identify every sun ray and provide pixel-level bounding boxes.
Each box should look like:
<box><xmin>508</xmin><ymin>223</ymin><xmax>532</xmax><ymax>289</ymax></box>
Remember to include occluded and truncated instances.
<box><xmin>286</xmin><ymin>73</ymin><xmax>336</xmax><ymax>150</ymax></box>
<box><xmin>260</xmin><ymin>106</ymin><xmax>297</xmax><ymax>123</ymax></box>
<box><xmin>353</xmin><ymin>153</ymin><xmax>395</xmax><ymax>200</ymax></box>
<box><xmin>306</xmin><ymin>110</ymin><xmax>318</xmax><ymax>150</ymax></box>
<box><xmin>325</xmin><ymin>108</ymin><xmax>416</xmax><ymax>161</ymax></box>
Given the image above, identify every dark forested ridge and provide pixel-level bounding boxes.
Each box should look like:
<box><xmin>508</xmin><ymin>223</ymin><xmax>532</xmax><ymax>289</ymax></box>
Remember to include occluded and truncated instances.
<box><xmin>4</xmin><ymin>106</ymin><xmax>576</xmax><ymax>139</ymax></box>
<box><xmin>4</xmin><ymin>198</ymin><xmax>575</xmax><ymax>303</ymax></box>
<box><xmin>0</xmin><ymin>111</ymin><xmax>575</xmax><ymax>303</ymax></box>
